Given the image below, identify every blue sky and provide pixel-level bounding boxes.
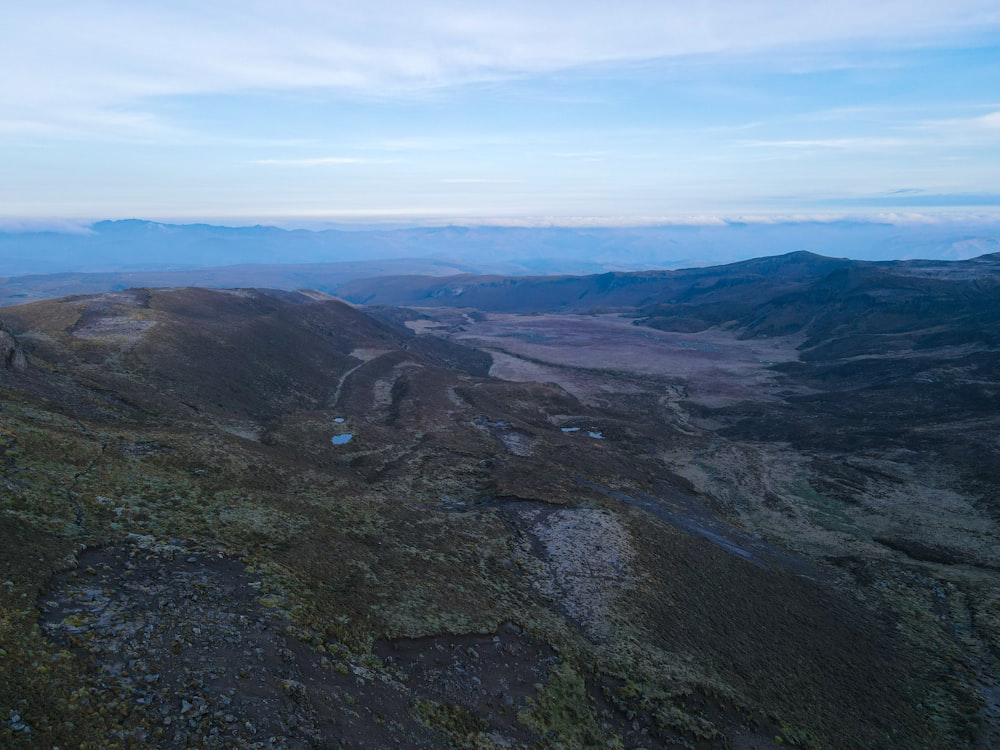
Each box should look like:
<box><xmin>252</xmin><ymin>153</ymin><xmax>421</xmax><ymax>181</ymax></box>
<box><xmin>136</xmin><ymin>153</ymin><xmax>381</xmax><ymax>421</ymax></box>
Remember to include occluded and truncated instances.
<box><xmin>2</xmin><ymin>1</ymin><xmax>1000</xmax><ymax>225</ymax></box>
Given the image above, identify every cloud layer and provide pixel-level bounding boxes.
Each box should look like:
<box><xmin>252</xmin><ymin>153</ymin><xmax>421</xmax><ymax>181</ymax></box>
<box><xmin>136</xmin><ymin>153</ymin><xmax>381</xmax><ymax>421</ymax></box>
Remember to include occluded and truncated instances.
<box><xmin>3</xmin><ymin>2</ymin><xmax>999</xmax><ymax>220</ymax></box>
<box><xmin>5</xmin><ymin>1</ymin><xmax>1000</xmax><ymax>133</ymax></box>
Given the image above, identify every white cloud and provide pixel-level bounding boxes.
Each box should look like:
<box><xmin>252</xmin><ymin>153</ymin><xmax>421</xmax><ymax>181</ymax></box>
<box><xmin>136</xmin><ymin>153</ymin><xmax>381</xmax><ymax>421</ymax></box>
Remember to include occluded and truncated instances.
<box><xmin>439</xmin><ymin>178</ymin><xmax>519</xmax><ymax>184</ymax></box>
<box><xmin>552</xmin><ymin>150</ymin><xmax>614</xmax><ymax>161</ymax></box>
<box><xmin>252</xmin><ymin>157</ymin><xmax>396</xmax><ymax>166</ymax></box>
<box><xmin>931</xmin><ymin>111</ymin><xmax>1000</xmax><ymax>132</ymax></box>
<box><xmin>899</xmin><ymin>111</ymin><xmax>1000</xmax><ymax>144</ymax></box>
<box><xmin>739</xmin><ymin>137</ymin><xmax>914</xmax><ymax>150</ymax></box>
<box><xmin>3</xmin><ymin>1</ymin><xmax>999</xmax><ymax>136</ymax></box>
<box><xmin>977</xmin><ymin>112</ymin><xmax>1000</xmax><ymax>129</ymax></box>
<box><xmin>337</xmin><ymin>211</ymin><xmax>1000</xmax><ymax>228</ymax></box>
<box><xmin>0</xmin><ymin>218</ymin><xmax>96</xmax><ymax>234</ymax></box>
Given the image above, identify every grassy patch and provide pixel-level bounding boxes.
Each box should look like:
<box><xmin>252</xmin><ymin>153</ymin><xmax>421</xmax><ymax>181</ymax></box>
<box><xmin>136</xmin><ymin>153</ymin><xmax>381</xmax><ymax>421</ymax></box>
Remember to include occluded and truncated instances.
<box><xmin>519</xmin><ymin>662</ymin><xmax>613</xmax><ymax>749</ymax></box>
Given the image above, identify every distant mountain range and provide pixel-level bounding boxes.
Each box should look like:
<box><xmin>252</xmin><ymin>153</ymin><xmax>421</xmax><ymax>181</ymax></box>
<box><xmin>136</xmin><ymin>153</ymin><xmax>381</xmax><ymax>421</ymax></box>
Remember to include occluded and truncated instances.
<box><xmin>2</xmin><ymin>218</ymin><xmax>1000</xmax><ymax>278</ymax></box>
<box><xmin>336</xmin><ymin>249</ymin><xmax>1000</xmax><ymax>324</ymax></box>
<box><xmin>0</xmin><ymin>259</ymin><xmax>504</xmax><ymax>307</ymax></box>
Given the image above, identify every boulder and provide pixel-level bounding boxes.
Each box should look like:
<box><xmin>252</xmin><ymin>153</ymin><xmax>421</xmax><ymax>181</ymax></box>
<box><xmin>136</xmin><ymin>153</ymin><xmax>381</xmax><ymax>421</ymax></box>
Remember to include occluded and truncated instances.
<box><xmin>0</xmin><ymin>321</ymin><xmax>26</xmax><ymax>371</ymax></box>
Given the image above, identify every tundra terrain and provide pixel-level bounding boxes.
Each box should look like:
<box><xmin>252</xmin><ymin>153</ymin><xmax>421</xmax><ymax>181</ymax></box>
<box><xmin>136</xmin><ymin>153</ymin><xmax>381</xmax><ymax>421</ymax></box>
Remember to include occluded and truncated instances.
<box><xmin>1</xmin><ymin>251</ymin><xmax>998</xmax><ymax>748</ymax></box>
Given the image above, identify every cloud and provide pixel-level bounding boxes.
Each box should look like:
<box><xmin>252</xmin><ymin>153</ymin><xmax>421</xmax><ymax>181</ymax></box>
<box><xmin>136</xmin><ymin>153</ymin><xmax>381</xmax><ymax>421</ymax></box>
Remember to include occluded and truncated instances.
<box><xmin>0</xmin><ymin>218</ymin><xmax>96</xmax><ymax>234</ymax></box>
<box><xmin>823</xmin><ymin>193</ymin><xmax>1000</xmax><ymax>207</ymax></box>
<box><xmin>738</xmin><ymin>137</ymin><xmax>914</xmax><ymax>151</ymax></box>
<box><xmin>552</xmin><ymin>150</ymin><xmax>614</xmax><ymax>161</ymax></box>
<box><xmin>977</xmin><ymin>112</ymin><xmax>1000</xmax><ymax>129</ymax></box>
<box><xmin>438</xmin><ymin>178</ymin><xmax>519</xmax><ymax>184</ymax></box>
<box><xmin>339</xmin><ymin>211</ymin><xmax>1000</xmax><ymax>228</ymax></box>
<box><xmin>923</xmin><ymin>110</ymin><xmax>1000</xmax><ymax>134</ymax></box>
<box><xmin>3</xmin><ymin>1</ymin><xmax>1000</xmax><ymax>136</ymax></box>
<box><xmin>252</xmin><ymin>157</ymin><xmax>396</xmax><ymax>166</ymax></box>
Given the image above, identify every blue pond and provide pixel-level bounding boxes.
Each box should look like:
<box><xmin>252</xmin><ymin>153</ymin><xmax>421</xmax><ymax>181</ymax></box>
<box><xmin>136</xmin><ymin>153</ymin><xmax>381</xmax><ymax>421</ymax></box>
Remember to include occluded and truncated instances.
<box><xmin>561</xmin><ymin>427</ymin><xmax>580</xmax><ymax>433</ymax></box>
<box><xmin>330</xmin><ymin>434</ymin><xmax>354</xmax><ymax>445</ymax></box>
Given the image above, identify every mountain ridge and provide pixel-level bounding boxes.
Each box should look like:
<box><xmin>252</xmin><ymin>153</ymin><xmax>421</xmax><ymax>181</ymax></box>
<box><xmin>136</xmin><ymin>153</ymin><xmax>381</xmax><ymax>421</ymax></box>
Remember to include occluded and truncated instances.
<box><xmin>335</xmin><ymin>250</ymin><xmax>1000</xmax><ymax>324</ymax></box>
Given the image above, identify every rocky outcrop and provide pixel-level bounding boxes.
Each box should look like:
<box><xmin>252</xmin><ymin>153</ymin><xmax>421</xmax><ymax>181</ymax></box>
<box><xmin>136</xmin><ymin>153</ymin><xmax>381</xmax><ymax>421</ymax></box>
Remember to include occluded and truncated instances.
<box><xmin>0</xmin><ymin>320</ymin><xmax>26</xmax><ymax>370</ymax></box>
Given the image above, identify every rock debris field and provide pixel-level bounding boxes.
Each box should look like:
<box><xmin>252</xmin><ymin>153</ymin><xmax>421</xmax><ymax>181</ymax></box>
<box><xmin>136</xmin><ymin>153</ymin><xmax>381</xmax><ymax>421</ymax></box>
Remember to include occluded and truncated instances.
<box><xmin>39</xmin><ymin>537</ymin><xmax>558</xmax><ymax>749</ymax></box>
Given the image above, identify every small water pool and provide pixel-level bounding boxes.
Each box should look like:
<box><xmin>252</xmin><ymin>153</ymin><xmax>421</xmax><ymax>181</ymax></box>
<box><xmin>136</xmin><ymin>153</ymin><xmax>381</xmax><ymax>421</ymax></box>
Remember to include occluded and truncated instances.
<box><xmin>588</xmin><ymin>431</ymin><xmax>604</xmax><ymax>439</ymax></box>
<box><xmin>331</xmin><ymin>434</ymin><xmax>354</xmax><ymax>445</ymax></box>
<box><xmin>561</xmin><ymin>427</ymin><xmax>580</xmax><ymax>433</ymax></box>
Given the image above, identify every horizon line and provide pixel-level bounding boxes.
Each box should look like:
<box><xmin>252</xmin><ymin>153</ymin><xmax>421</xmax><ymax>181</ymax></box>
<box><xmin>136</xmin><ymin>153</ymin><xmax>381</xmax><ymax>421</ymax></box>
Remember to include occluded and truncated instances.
<box><xmin>4</xmin><ymin>209</ymin><xmax>1000</xmax><ymax>234</ymax></box>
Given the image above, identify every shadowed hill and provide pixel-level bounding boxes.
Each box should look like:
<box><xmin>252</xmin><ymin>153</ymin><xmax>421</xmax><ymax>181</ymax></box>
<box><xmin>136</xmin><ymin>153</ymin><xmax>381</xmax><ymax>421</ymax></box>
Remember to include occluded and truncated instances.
<box><xmin>2</xmin><ymin>288</ymin><xmax>393</xmax><ymax>421</ymax></box>
<box><xmin>638</xmin><ymin>252</ymin><xmax>1000</xmax><ymax>338</ymax></box>
<box><xmin>337</xmin><ymin>251</ymin><xmax>1000</xmax><ymax>327</ymax></box>
<box><xmin>0</xmin><ymin>287</ymin><xmax>490</xmax><ymax>424</ymax></box>
<box><xmin>335</xmin><ymin>251</ymin><xmax>856</xmax><ymax>313</ymax></box>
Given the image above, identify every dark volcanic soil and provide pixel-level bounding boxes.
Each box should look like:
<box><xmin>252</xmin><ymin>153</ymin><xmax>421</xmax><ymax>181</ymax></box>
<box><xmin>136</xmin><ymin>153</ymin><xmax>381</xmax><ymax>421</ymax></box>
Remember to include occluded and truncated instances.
<box><xmin>41</xmin><ymin>540</ymin><xmax>324</xmax><ymax>748</ymax></box>
<box><xmin>39</xmin><ymin>539</ymin><xmax>566</xmax><ymax>749</ymax></box>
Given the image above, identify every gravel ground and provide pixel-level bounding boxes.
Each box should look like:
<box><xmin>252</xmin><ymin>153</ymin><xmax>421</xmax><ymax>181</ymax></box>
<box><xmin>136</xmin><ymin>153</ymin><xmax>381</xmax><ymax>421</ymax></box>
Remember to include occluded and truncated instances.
<box><xmin>39</xmin><ymin>536</ymin><xmax>560</xmax><ymax>749</ymax></box>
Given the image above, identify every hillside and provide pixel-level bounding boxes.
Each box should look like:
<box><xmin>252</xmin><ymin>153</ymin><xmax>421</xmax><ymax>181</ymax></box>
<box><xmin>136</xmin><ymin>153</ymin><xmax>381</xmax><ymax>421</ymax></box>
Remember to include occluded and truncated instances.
<box><xmin>336</xmin><ymin>251</ymin><xmax>1000</xmax><ymax>321</ymax></box>
<box><xmin>0</xmin><ymin>274</ymin><xmax>998</xmax><ymax>748</ymax></box>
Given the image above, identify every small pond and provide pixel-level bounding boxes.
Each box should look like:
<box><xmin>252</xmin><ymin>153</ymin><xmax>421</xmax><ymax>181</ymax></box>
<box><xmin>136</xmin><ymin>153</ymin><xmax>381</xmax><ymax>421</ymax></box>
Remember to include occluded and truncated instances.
<box><xmin>330</xmin><ymin>434</ymin><xmax>354</xmax><ymax>445</ymax></box>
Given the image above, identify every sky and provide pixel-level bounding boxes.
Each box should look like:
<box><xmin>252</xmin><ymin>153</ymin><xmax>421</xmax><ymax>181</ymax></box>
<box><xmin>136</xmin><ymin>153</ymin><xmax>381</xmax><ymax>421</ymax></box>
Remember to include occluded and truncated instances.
<box><xmin>2</xmin><ymin>1</ymin><xmax>1000</xmax><ymax>226</ymax></box>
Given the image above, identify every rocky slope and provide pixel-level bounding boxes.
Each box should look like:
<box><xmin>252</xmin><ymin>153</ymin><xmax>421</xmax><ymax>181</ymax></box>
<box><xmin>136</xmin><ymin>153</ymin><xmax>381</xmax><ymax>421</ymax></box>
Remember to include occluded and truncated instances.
<box><xmin>0</xmin><ymin>320</ymin><xmax>26</xmax><ymax>371</ymax></box>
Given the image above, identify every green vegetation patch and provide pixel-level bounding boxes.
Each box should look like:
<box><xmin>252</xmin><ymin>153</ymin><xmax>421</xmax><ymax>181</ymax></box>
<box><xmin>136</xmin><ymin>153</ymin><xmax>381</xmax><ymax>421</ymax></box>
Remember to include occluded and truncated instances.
<box><xmin>518</xmin><ymin>662</ymin><xmax>612</xmax><ymax>749</ymax></box>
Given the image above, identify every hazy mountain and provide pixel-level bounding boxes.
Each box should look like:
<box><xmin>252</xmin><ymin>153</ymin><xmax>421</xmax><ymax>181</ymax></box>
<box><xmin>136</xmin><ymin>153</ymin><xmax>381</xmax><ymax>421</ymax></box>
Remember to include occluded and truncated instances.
<box><xmin>0</xmin><ymin>258</ymin><xmax>526</xmax><ymax>307</ymax></box>
<box><xmin>4</xmin><ymin>218</ymin><xmax>1000</xmax><ymax>277</ymax></box>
